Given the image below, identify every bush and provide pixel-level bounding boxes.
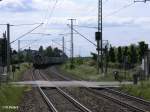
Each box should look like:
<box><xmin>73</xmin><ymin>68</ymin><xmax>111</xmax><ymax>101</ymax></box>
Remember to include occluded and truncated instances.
<box><xmin>87</xmin><ymin>60</ymin><xmax>96</xmax><ymax>66</ymax></box>
<box><xmin>75</xmin><ymin>58</ymin><xmax>84</xmax><ymax>65</ymax></box>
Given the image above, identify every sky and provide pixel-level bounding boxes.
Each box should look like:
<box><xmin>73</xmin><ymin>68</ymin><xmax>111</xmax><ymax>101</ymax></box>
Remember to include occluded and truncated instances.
<box><xmin>0</xmin><ymin>0</ymin><xmax>150</xmax><ymax>57</ymax></box>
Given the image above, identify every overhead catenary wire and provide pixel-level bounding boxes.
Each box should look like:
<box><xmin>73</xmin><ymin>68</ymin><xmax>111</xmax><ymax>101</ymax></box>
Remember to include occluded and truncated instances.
<box><xmin>12</xmin><ymin>23</ymin><xmax>43</xmax><ymax>27</ymax></box>
<box><xmin>43</xmin><ymin>0</ymin><xmax>58</xmax><ymax>31</ymax></box>
<box><xmin>104</xmin><ymin>2</ymin><xmax>135</xmax><ymax>18</ymax></box>
<box><xmin>19</xmin><ymin>39</ymin><xmax>39</xmax><ymax>41</ymax></box>
<box><xmin>46</xmin><ymin>0</ymin><xmax>58</xmax><ymax>24</ymax></box>
<box><xmin>20</xmin><ymin>38</ymin><xmax>54</xmax><ymax>50</ymax></box>
<box><xmin>74</xmin><ymin>24</ymin><xmax>135</xmax><ymax>29</ymax></box>
<box><xmin>67</xmin><ymin>24</ymin><xmax>96</xmax><ymax>47</ymax></box>
<box><xmin>9</xmin><ymin>0</ymin><xmax>136</xmax><ymax>51</ymax></box>
<box><xmin>42</xmin><ymin>0</ymin><xmax>52</xmax><ymax>24</ymax></box>
<box><xmin>52</xmin><ymin>40</ymin><xmax>70</xmax><ymax>51</ymax></box>
<box><xmin>20</xmin><ymin>36</ymin><xmax>67</xmax><ymax>50</ymax></box>
<box><xmin>74</xmin><ymin>25</ymin><xmax>97</xmax><ymax>29</ymax></box>
<box><xmin>0</xmin><ymin>23</ymin><xmax>43</xmax><ymax>26</ymax></box>
<box><xmin>50</xmin><ymin>0</ymin><xmax>58</xmax><ymax>18</ymax></box>
<box><xmin>30</xmin><ymin>33</ymin><xmax>51</xmax><ymax>36</ymax></box>
<box><xmin>103</xmin><ymin>0</ymin><xmax>109</xmax><ymax>5</ymax></box>
<box><xmin>73</xmin><ymin>2</ymin><xmax>136</xmax><ymax>30</ymax></box>
<box><xmin>20</xmin><ymin>39</ymin><xmax>40</xmax><ymax>50</ymax></box>
<box><xmin>10</xmin><ymin>23</ymin><xmax>43</xmax><ymax>44</ymax></box>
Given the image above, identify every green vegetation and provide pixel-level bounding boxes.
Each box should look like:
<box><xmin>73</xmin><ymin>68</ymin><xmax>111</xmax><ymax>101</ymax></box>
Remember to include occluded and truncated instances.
<box><xmin>11</xmin><ymin>49</ymin><xmax>33</xmax><ymax>64</ymax></box>
<box><xmin>61</xmin><ymin>41</ymin><xmax>149</xmax><ymax>81</ymax></box>
<box><xmin>0</xmin><ymin>85</ymin><xmax>29</xmax><ymax>112</ymax></box>
<box><xmin>61</xmin><ymin>59</ymin><xmax>134</xmax><ymax>81</ymax></box>
<box><xmin>0</xmin><ymin>63</ymin><xmax>31</xmax><ymax>112</ymax></box>
<box><xmin>10</xmin><ymin>63</ymin><xmax>31</xmax><ymax>81</ymax></box>
<box><xmin>39</xmin><ymin>45</ymin><xmax>66</xmax><ymax>57</ymax></box>
<box><xmin>120</xmin><ymin>81</ymin><xmax>150</xmax><ymax>101</ymax></box>
<box><xmin>61</xmin><ymin>63</ymin><xmax>100</xmax><ymax>81</ymax></box>
<box><xmin>108</xmin><ymin>41</ymin><xmax>148</xmax><ymax>65</ymax></box>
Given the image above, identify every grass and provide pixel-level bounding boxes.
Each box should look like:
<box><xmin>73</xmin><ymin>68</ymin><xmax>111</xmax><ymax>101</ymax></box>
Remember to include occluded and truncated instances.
<box><xmin>61</xmin><ymin>60</ymin><xmax>150</xmax><ymax>101</ymax></box>
<box><xmin>61</xmin><ymin>63</ymin><xmax>116</xmax><ymax>81</ymax></box>
<box><xmin>0</xmin><ymin>63</ymin><xmax>31</xmax><ymax>112</ymax></box>
<box><xmin>0</xmin><ymin>85</ymin><xmax>30</xmax><ymax>112</ymax></box>
<box><xmin>60</xmin><ymin>62</ymin><xmax>134</xmax><ymax>81</ymax></box>
<box><xmin>9</xmin><ymin>63</ymin><xmax>31</xmax><ymax>81</ymax></box>
<box><xmin>120</xmin><ymin>81</ymin><xmax>150</xmax><ymax>101</ymax></box>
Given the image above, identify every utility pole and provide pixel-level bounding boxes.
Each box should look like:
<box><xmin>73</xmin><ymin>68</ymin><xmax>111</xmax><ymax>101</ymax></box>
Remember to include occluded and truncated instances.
<box><xmin>7</xmin><ymin>24</ymin><xmax>10</xmax><ymax>81</ymax></box>
<box><xmin>62</xmin><ymin>36</ymin><xmax>65</xmax><ymax>58</ymax></box>
<box><xmin>18</xmin><ymin>40</ymin><xmax>20</xmax><ymax>67</ymax></box>
<box><xmin>68</xmin><ymin>19</ymin><xmax>76</xmax><ymax>68</ymax></box>
<box><xmin>95</xmin><ymin>0</ymin><xmax>103</xmax><ymax>74</ymax></box>
<box><xmin>59</xmin><ymin>34</ymin><xmax>65</xmax><ymax>59</ymax></box>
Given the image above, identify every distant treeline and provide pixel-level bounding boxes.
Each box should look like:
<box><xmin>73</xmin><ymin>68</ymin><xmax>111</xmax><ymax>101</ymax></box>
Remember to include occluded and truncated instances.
<box><xmin>11</xmin><ymin>45</ymin><xmax>65</xmax><ymax>64</ymax></box>
<box><xmin>91</xmin><ymin>41</ymin><xmax>149</xmax><ymax>68</ymax></box>
<box><xmin>38</xmin><ymin>46</ymin><xmax>65</xmax><ymax>57</ymax></box>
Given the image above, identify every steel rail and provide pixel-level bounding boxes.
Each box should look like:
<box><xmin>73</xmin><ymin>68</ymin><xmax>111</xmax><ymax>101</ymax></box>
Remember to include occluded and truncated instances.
<box><xmin>38</xmin><ymin>87</ymin><xmax>58</xmax><ymax>112</ymax></box>
<box><xmin>38</xmin><ymin>70</ymin><xmax>92</xmax><ymax>112</ymax></box>
<box><xmin>47</xmin><ymin>67</ymin><xmax>150</xmax><ymax>112</ymax></box>
<box><xmin>36</xmin><ymin>69</ymin><xmax>92</xmax><ymax>112</ymax></box>
<box><xmin>32</xmin><ymin>69</ymin><xmax>58</xmax><ymax>112</ymax></box>
<box><xmin>105</xmin><ymin>88</ymin><xmax>150</xmax><ymax>106</ymax></box>
<box><xmin>86</xmin><ymin>88</ymin><xmax>149</xmax><ymax>112</ymax></box>
<box><xmin>57</xmin><ymin>88</ymin><xmax>92</xmax><ymax>112</ymax></box>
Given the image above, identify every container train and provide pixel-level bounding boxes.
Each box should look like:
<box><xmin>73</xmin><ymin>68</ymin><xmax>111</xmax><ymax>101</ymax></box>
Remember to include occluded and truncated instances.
<box><xmin>33</xmin><ymin>54</ymin><xmax>67</xmax><ymax>69</ymax></box>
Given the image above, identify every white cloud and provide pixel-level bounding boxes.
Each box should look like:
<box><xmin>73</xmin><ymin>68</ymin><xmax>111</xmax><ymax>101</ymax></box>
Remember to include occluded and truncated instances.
<box><xmin>0</xmin><ymin>0</ymin><xmax>150</xmax><ymax>56</ymax></box>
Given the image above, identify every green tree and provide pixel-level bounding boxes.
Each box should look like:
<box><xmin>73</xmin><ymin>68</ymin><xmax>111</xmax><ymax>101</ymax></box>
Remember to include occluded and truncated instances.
<box><xmin>53</xmin><ymin>47</ymin><xmax>61</xmax><ymax>57</ymax></box>
<box><xmin>117</xmin><ymin>46</ymin><xmax>123</xmax><ymax>64</ymax></box>
<box><xmin>39</xmin><ymin>46</ymin><xmax>44</xmax><ymax>55</ymax></box>
<box><xmin>129</xmin><ymin>44</ymin><xmax>138</xmax><ymax>65</ymax></box>
<box><xmin>123</xmin><ymin>46</ymin><xmax>128</xmax><ymax>57</ymax></box>
<box><xmin>138</xmin><ymin>41</ymin><xmax>148</xmax><ymax>62</ymax></box>
<box><xmin>25</xmin><ymin>51</ymin><xmax>32</xmax><ymax>62</ymax></box>
<box><xmin>45</xmin><ymin>46</ymin><xmax>53</xmax><ymax>57</ymax></box>
<box><xmin>91</xmin><ymin>52</ymin><xmax>97</xmax><ymax>61</ymax></box>
<box><xmin>109</xmin><ymin>46</ymin><xmax>116</xmax><ymax>63</ymax></box>
<box><xmin>122</xmin><ymin>46</ymin><xmax>129</xmax><ymax>65</ymax></box>
<box><xmin>18</xmin><ymin>53</ymin><xmax>25</xmax><ymax>63</ymax></box>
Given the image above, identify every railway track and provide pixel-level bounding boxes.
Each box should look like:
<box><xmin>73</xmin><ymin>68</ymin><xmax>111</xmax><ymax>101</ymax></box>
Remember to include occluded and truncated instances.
<box><xmin>103</xmin><ymin>88</ymin><xmax>150</xmax><ymax>111</ymax></box>
<box><xmin>43</xmin><ymin>67</ymin><xmax>150</xmax><ymax>112</ymax></box>
<box><xmin>32</xmin><ymin>69</ymin><xmax>92</xmax><ymax>112</ymax></box>
<box><xmin>87</xmin><ymin>88</ymin><xmax>150</xmax><ymax>112</ymax></box>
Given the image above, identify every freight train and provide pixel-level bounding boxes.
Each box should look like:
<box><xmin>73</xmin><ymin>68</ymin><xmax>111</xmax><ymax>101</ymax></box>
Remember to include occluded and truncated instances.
<box><xmin>33</xmin><ymin>54</ymin><xmax>67</xmax><ymax>69</ymax></box>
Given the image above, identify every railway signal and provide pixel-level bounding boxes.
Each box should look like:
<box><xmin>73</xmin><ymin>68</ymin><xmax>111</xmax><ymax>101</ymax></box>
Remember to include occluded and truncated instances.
<box><xmin>0</xmin><ymin>35</ymin><xmax>7</xmax><ymax>66</ymax></box>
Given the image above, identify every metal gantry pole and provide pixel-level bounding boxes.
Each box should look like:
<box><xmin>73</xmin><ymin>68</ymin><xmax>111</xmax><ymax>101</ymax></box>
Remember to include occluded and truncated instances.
<box><xmin>96</xmin><ymin>0</ymin><xmax>103</xmax><ymax>74</ymax></box>
<box><xmin>59</xmin><ymin>34</ymin><xmax>66</xmax><ymax>60</ymax></box>
<box><xmin>68</xmin><ymin>19</ymin><xmax>76</xmax><ymax>68</ymax></box>
<box><xmin>7</xmin><ymin>24</ymin><xmax>10</xmax><ymax>81</ymax></box>
<box><xmin>100</xmin><ymin>0</ymin><xmax>103</xmax><ymax>74</ymax></box>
